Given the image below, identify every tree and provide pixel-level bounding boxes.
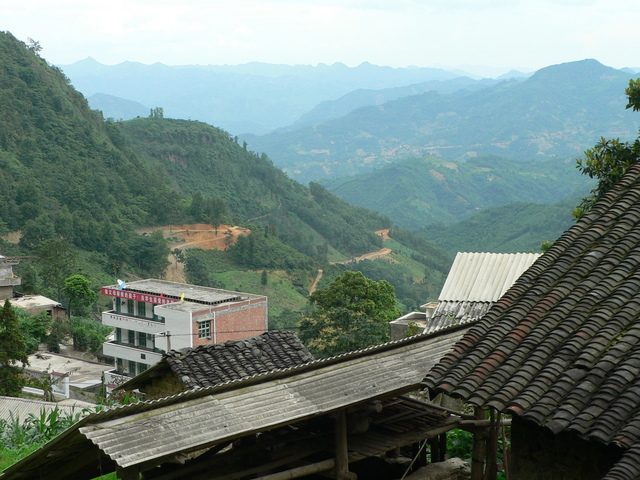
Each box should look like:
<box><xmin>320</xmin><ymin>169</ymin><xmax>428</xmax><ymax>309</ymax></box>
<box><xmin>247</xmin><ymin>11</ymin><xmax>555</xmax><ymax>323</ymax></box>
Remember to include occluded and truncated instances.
<box><xmin>63</xmin><ymin>274</ymin><xmax>97</xmax><ymax>317</ymax></box>
<box><xmin>298</xmin><ymin>271</ymin><xmax>401</xmax><ymax>357</ymax></box>
<box><xmin>574</xmin><ymin>80</ymin><xmax>640</xmax><ymax>218</ymax></box>
<box><xmin>0</xmin><ymin>300</ymin><xmax>29</xmax><ymax>396</ymax></box>
<box><xmin>38</xmin><ymin>237</ymin><xmax>77</xmax><ymax>301</ymax></box>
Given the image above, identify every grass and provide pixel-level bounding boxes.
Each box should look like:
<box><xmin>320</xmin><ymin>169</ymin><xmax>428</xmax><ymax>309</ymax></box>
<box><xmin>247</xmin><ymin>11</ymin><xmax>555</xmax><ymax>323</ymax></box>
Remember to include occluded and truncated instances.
<box><xmin>215</xmin><ymin>270</ymin><xmax>310</xmax><ymax>317</ymax></box>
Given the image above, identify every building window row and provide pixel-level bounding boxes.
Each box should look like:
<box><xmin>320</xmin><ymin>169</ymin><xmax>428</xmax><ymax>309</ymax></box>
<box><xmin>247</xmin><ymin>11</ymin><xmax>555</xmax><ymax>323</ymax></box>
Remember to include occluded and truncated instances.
<box><xmin>115</xmin><ymin>328</ymin><xmax>155</xmax><ymax>350</ymax></box>
<box><xmin>114</xmin><ymin>298</ymin><xmax>164</xmax><ymax>322</ymax></box>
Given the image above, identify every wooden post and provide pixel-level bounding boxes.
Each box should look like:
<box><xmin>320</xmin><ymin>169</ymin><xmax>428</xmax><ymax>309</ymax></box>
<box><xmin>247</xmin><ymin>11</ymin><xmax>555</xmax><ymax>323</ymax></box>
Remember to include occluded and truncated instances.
<box><xmin>438</xmin><ymin>433</ymin><xmax>447</xmax><ymax>462</ymax></box>
<box><xmin>483</xmin><ymin>409</ymin><xmax>499</xmax><ymax>480</ymax></box>
<box><xmin>471</xmin><ymin>407</ymin><xmax>486</xmax><ymax>480</ymax></box>
<box><xmin>428</xmin><ymin>437</ymin><xmax>439</xmax><ymax>463</ymax></box>
<box><xmin>335</xmin><ymin>409</ymin><xmax>357</xmax><ymax>480</ymax></box>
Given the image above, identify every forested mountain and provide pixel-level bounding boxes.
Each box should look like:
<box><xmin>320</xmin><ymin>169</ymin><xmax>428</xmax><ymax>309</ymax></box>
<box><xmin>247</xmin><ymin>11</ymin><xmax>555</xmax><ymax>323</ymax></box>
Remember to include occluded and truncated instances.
<box><xmin>60</xmin><ymin>58</ymin><xmax>464</xmax><ymax>135</ymax></box>
<box><xmin>117</xmin><ymin>118</ymin><xmax>388</xmax><ymax>257</ymax></box>
<box><xmin>290</xmin><ymin>76</ymin><xmax>505</xmax><ymax>128</ymax></box>
<box><xmin>248</xmin><ymin>60</ymin><xmax>640</xmax><ymax>183</ymax></box>
<box><xmin>0</xmin><ymin>31</ymin><xmax>179</xmax><ymax>257</ymax></box>
<box><xmin>321</xmin><ymin>155</ymin><xmax>591</xmax><ymax>228</ymax></box>
<box><xmin>0</xmin><ymin>31</ymin><xmax>452</xmax><ymax>312</ymax></box>
<box><xmin>420</xmin><ymin>198</ymin><xmax>578</xmax><ymax>255</ymax></box>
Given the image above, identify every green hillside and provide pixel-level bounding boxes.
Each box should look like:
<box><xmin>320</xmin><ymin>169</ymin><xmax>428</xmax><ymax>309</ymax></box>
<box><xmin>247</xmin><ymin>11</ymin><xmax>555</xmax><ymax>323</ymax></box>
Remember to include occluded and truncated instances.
<box><xmin>0</xmin><ymin>31</ymin><xmax>450</xmax><ymax>314</ymax></box>
<box><xmin>322</xmin><ymin>155</ymin><xmax>591</xmax><ymax>228</ymax></box>
<box><xmin>420</xmin><ymin>198</ymin><xmax>578</xmax><ymax>255</ymax></box>
<box><xmin>248</xmin><ymin>60</ymin><xmax>640</xmax><ymax>183</ymax></box>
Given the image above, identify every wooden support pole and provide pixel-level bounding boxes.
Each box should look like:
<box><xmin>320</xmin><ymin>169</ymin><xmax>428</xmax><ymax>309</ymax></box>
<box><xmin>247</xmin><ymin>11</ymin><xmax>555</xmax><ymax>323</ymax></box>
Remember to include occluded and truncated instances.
<box><xmin>483</xmin><ymin>409</ymin><xmax>499</xmax><ymax>480</ymax></box>
<box><xmin>438</xmin><ymin>433</ymin><xmax>447</xmax><ymax>463</ymax></box>
<box><xmin>470</xmin><ymin>408</ymin><xmax>486</xmax><ymax>480</ymax></box>
<box><xmin>335</xmin><ymin>409</ymin><xmax>357</xmax><ymax>480</ymax></box>
<box><xmin>428</xmin><ymin>437</ymin><xmax>439</xmax><ymax>463</ymax></box>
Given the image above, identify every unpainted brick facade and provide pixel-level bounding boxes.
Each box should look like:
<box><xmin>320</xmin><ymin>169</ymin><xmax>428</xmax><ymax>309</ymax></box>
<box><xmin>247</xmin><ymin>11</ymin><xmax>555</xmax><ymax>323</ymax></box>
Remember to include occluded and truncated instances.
<box><xmin>192</xmin><ymin>298</ymin><xmax>268</xmax><ymax>347</ymax></box>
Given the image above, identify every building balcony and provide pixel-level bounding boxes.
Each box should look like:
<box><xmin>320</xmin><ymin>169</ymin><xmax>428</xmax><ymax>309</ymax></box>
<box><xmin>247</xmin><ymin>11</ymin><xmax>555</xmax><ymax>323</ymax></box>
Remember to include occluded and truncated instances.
<box><xmin>102</xmin><ymin>341</ymin><xmax>163</xmax><ymax>365</ymax></box>
<box><xmin>0</xmin><ymin>278</ymin><xmax>21</xmax><ymax>287</ymax></box>
<box><xmin>102</xmin><ymin>310</ymin><xmax>166</xmax><ymax>334</ymax></box>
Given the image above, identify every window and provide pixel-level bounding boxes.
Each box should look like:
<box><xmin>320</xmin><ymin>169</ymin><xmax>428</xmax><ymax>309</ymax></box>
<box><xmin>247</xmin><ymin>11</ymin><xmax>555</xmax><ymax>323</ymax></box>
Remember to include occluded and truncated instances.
<box><xmin>115</xmin><ymin>298</ymin><xmax>121</xmax><ymax>313</ymax></box>
<box><xmin>116</xmin><ymin>358</ymin><xmax>123</xmax><ymax>373</ymax></box>
<box><xmin>198</xmin><ymin>320</ymin><xmax>211</xmax><ymax>339</ymax></box>
<box><xmin>128</xmin><ymin>330</ymin><xmax>135</xmax><ymax>345</ymax></box>
<box><xmin>116</xmin><ymin>328</ymin><xmax>122</xmax><ymax>343</ymax></box>
<box><xmin>138</xmin><ymin>363</ymin><xmax>148</xmax><ymax>373</ymax></box>
<box><xmin>137</xmin><ymin>331</ymin><xmax>147</xmax><ymax>348</ymax></box>
<box><xmin>127</xmin><ymin>300</ymin><xmax>134</xmax><ymax>314</ymax></box>
<box><xmin>128</xmin><ymin>360</ymin><xmax>137</xmax><ymax>376</ymax></box>
<box><xmin>137</xmin><ymin>301</ymin><xmax>146</xmax><ymax>317</ymax></box>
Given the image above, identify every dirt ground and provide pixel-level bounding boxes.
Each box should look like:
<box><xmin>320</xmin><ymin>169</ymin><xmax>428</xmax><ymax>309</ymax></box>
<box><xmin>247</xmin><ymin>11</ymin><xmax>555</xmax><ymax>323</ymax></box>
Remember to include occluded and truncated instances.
<box><xmin>138</xmin><ymin>224</ymin><xmax>251</xmax><ymax>283</ymax></box>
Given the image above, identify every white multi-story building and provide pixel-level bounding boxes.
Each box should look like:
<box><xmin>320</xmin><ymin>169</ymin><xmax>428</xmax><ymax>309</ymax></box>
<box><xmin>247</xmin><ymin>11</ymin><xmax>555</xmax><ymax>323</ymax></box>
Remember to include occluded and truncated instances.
<box><xmin>101</xmin><ymin>279</ymin><xmax>268</xmax><ymax>383</ymax></box>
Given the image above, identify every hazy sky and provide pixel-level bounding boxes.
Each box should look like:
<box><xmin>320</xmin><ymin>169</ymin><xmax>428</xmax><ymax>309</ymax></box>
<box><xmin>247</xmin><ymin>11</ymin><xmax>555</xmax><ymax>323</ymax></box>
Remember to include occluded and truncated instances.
<box><xmin>3</xmin><ymin>0</ymin><xmax>639</xmax><ymax>76</ymax></box>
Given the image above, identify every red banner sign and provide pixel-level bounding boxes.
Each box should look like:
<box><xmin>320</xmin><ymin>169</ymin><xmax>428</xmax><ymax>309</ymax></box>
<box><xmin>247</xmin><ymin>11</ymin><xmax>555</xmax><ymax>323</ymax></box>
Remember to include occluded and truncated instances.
<box><xmin>101</xmin><ymin>287</ymin><xmax>177</xmax><ymax>305</ymax></box>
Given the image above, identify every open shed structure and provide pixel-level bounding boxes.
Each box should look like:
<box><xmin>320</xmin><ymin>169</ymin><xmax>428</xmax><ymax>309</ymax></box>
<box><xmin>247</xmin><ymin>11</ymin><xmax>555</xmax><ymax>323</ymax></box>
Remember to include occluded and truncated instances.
<box><xmin>1</xmin><ymin>325</ymin><xmax>473</xmax><ymax>480</ymax></box>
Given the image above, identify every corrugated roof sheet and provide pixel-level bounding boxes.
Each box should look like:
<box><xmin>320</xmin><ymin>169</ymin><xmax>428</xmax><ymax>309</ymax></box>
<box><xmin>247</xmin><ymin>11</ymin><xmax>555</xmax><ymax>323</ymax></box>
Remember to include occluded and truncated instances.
<box><xmin>438</xmin><ymin>252</ymin><xmax>541</xmax><ymax>302</ymax></box>
<box><xmin>1</xmin><ymin>325</ymin><xmax>470</xmax><ymax>479</ymax></box>
<box><xmin>0</xmin><ymin>397</ymin><xmax>88</xmax><ymax>422</ymax></box>
<box><xmin>82</xmin><ymin>328</ymin><xmax>466</xmax><ymax>468</ymax></box>
<box><xmin>424</xmin><ymin>162</ymin><xmax>640</xmax><ymax>480</ymax></box>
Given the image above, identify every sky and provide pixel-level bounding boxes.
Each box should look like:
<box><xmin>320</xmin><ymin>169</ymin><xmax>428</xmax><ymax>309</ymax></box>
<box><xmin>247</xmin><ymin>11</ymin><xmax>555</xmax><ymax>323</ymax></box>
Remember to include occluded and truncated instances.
<box><xmin>3</xmin><ymin>0</ymin><xmax>640</xmax><ymax>77</ymax></box>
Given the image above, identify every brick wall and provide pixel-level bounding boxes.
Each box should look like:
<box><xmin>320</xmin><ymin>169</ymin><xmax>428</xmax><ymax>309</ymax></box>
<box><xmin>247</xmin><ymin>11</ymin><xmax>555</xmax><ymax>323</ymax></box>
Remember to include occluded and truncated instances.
<box><xmin>192</xmin><ymin>299</ymin><xmax>267</xmax><ymax>346</ymax></box>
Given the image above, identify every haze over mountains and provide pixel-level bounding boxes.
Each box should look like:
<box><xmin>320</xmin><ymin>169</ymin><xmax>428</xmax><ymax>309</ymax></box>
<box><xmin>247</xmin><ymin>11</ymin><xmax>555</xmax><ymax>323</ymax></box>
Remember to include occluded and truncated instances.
<box><xmin>56</xmin><ymin>56</ymin><xmax>640</xmax><ymax>248</ymax></box>
<box><xmin>61</xmin><ymin>58</ymin><xmax>479</xmax><ymax>135</ymax></box>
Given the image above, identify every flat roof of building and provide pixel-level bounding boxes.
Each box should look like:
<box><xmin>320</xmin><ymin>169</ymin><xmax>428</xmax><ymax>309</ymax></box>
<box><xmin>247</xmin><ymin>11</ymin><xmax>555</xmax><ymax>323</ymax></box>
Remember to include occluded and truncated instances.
<box><xmin>104</xmin><ymin>279</ymin><xmax>265</xmax><ymax>306</ymax></box>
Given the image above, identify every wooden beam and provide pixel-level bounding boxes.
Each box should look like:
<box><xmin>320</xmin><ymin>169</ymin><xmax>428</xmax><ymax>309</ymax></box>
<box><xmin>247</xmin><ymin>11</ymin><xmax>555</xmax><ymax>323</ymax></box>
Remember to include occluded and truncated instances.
<box><xmin>254</xmin><ymin>459</ymin><xmax>336</xmax><ymax>480</ymax></box>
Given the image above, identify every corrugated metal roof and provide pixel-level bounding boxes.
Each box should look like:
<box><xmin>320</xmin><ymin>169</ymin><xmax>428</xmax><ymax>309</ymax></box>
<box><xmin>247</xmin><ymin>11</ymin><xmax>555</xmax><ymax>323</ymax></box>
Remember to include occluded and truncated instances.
<box><xmin>81</xmin><ymin>328</ymin><xmax>466</xmax><ymax>468</ymax></box>
<box><xmin>0</xmin><ymin>325</ymin><xmax>470</xmax><ymax>479</ymax></box>
<box><xmin>438</xmin><ymin>252</ymin><xmax>541</xmax><ymax>302</ymax></box>
<box><xmin>0</xmin><ymin>397</ymin><xmax>88</xmax><ymax>422</ymax></box>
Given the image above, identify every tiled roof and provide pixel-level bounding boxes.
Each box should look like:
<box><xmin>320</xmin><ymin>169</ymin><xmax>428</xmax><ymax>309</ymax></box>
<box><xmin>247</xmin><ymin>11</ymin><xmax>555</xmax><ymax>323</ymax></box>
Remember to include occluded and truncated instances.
<box><xmin>160</xmin><ymin>330</ymin><xmax>314</xmax><ymax>390</ymax></box>
<box><xmin>423</xmin><ymin>163</ymin><xmax>640</xmax><ymax>479</ymax></box>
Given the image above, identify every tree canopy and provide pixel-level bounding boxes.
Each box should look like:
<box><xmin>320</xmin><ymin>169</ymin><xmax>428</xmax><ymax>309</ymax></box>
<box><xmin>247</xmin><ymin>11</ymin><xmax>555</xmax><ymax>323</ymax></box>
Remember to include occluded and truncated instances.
<box><xmin>574</xmin><ymin>80</ymin><xmax>640</xmax><ymax>218</ymax></box>
<box><xmin>0</xmin><ymin>299</ymin><xmax>29</xmax><ymax>396</ymax></box>
<box><xmin>298</xmin><ymin>271</ymin><xmax>401</xmax><ymax>357</ymax></box>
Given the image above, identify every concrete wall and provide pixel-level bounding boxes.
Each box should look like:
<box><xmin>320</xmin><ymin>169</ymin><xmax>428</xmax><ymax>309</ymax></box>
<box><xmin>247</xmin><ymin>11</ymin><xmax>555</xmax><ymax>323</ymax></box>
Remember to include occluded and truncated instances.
<box><xmin>511</xmin><ymin>416</ymin><xmax>623</xmax><ymax>480</ymax></box>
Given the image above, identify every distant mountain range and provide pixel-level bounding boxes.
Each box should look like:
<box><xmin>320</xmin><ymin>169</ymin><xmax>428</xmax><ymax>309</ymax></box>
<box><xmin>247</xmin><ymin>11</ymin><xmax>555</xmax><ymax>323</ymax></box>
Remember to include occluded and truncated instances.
<box><xmin>61</xmin><ymin>58</ymin><xmax>476</xmax><ymax>135</ymax></box>
<box><xmin>247</xmin><ymin>59</ymin><xmax>640</xmax><ymax>183</ymax></box>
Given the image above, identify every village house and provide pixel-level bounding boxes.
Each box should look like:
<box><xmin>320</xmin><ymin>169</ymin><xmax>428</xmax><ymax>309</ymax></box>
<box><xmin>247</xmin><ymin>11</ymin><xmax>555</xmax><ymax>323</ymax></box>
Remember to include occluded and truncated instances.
<box><xmin>424</xmin><ymin>161</ymin><xmax>640</xmax><ymax>480</ymax></box>
<box><xmin>0</xmin><ymin>255</ymin><xmax>65</xmax><ymax>320</ymax></box>
<box><xmin>118</xmin><ymin>329</ymin><xmax>314</xmax><ymax>399</ymax></box>
<box><xmin>390</xmin><ymin>252</ymin><xmax>541</xmax><ymax>340</ymax></box>
<box><xmin>100</xmin><ymin>279</ymin><xmax>267</xmax><ymax>385</ymax></box>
